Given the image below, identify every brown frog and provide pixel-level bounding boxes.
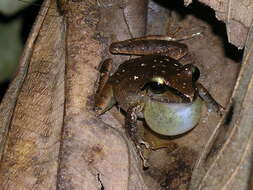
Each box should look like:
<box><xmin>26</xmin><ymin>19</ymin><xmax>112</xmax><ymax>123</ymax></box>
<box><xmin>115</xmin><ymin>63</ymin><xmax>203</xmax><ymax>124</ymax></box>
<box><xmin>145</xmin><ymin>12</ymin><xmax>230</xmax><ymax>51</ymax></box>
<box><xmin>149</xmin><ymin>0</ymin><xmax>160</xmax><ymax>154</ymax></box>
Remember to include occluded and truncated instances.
<box><xmin>94</xmin><ymin>35</ymin><xmax>223</xmax><ymax>148</ymax></box>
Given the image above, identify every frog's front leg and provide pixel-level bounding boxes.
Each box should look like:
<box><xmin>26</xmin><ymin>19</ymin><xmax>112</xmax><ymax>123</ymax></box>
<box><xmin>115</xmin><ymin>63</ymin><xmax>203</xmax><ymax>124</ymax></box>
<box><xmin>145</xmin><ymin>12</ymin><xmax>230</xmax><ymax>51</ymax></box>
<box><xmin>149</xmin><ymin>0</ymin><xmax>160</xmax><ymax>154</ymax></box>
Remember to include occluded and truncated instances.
<box><xmin>196</xmin><ymin>83</ymin><xmax>224</xmax><ymax>116</ymax></box>
<box><xmin>125</xmin><ymin>103</ymin><xmax>150</xmax><ymax>148</ymax></box>
<box><xmin>126</xmin><ymin>103</ymin><xmax>150</xmax><ymax>167</ymax></box>
<box><xmin>94</xmin><ymin>59</ymin><xmax>116</xmax><ymax>115</ymax></box>
<box><xmin>109</xmin><ymin>35</ymin><xmax>188</xmax><ymax>60</ymax></box>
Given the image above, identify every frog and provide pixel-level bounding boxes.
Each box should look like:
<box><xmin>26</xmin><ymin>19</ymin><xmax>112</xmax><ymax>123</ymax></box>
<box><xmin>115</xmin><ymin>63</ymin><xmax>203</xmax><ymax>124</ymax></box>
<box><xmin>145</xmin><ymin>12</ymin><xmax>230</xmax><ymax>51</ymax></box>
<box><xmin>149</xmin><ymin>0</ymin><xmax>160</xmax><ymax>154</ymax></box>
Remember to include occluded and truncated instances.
<box><xmin>94</xmin><ymin>35</ymin><xmax>224</xmax><ymax>150</ymax></box>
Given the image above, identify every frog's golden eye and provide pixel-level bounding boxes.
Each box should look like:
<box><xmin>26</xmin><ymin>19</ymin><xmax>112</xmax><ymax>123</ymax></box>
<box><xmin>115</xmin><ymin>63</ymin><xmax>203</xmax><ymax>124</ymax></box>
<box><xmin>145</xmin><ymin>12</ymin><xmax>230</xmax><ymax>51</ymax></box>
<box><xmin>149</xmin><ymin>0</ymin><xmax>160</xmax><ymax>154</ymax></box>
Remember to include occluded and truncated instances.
<box><xmin>151</xmin><ymin>76</ymin><xmax>165</xmax><ymax>85</ymax></box>
<box><xmin>192</xmin><ymin>66</ymin><xmax>200</xmax><ymax>82</ymax></box>
<box><xmin>143</xmin><ymin>77</ymin><xmax>167</xmax><ymax>94</ymax></box>
<box><xmin>149</xmin><ymin>82</ymin><xmax>168</xmax><ymax>94</ymax></box>
<box><xmin>142</xmin><ymin>81</ymin><xmax>168</xmax><ymax>94</ymax></box>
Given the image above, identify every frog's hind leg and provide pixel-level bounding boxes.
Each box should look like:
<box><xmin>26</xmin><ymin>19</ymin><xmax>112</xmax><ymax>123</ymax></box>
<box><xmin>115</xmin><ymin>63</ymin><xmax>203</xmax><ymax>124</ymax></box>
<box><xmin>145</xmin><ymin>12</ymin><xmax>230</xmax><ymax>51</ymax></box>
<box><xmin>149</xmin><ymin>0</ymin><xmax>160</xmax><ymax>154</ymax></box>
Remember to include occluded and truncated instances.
<box><xmin>126</xmin><ymin>33</ymin><xmax>202</xmax><ymax>42</ymax></box>
<box><xmin>109</xmin><ymin>35</ymin><xmax>188</xmax><ymax>60</ymax></box>
<box><xmin>94</xmin><ymin>59</ymin><xmax>116</xmax><ymax>115</ymax></box>
<box><xmin>109</xmin><ymin>32</ymin><xmax>203</xmax><ymax>60</ymax></box>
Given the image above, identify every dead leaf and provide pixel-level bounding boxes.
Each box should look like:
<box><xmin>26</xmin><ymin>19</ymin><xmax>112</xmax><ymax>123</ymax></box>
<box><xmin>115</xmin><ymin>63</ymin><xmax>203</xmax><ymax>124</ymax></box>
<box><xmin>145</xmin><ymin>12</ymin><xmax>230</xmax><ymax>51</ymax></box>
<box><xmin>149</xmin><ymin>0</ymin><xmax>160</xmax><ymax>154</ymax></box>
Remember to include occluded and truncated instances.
<box><xmin>0</xmin><ymin>0</ymin><xmax>250</xmax><ymax>190</ymax></box>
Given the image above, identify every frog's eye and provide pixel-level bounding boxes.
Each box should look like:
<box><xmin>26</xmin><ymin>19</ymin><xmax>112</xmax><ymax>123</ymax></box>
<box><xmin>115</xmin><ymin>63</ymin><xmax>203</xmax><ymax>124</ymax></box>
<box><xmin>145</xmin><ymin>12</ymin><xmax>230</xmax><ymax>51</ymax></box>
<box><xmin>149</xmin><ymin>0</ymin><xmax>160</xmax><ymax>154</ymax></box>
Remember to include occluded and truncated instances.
<box><xmin>148</xmin><ymin>82</ymin><xmax>168</xmax><ymax>94</ymax></box>
<box><xmin>192</xmin><ymin>66</ymin><xmax>200</xmax><ymax>82</ymax></box>
<box><xmin>141</xmin><ymin>82</ymin><xmax>168</xmax><ymax>94</ymax></box>
<box><xmin>151</xmin><ymin>76</ymin><xmax>165</xmax><ymax>84</ymax></box>
<box><xmin>148</xmin><ymin>77</ymin><xmax>168</xmax><ymax>94</ymax></box>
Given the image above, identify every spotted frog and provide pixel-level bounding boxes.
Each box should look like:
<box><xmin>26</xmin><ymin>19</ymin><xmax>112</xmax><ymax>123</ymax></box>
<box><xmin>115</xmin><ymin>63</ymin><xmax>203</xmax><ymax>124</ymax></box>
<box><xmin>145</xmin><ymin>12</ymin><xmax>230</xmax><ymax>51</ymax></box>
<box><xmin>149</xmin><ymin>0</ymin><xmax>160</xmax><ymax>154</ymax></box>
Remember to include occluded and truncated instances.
<box><xmin>94</xmin><ymin>35</ymin><xmax>223</xmax><ymax>148</ymax></box>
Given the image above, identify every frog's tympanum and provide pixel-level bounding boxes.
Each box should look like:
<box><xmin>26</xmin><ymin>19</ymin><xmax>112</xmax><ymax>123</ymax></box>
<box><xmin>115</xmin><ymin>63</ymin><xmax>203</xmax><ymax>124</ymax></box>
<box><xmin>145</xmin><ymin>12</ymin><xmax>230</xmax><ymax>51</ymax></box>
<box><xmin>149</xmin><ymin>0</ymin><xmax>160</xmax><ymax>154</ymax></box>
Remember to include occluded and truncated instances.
<box><xmin>94</xmin><ymin>35</ymin><xmax>223</xmax><ymax>149</ymax></box>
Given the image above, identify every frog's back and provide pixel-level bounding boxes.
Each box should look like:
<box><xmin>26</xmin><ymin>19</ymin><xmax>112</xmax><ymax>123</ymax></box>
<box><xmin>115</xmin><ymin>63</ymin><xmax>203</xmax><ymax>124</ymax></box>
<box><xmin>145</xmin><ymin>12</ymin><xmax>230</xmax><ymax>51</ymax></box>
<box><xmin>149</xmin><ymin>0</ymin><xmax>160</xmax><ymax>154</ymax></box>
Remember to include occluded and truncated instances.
<box><xmin>110</xmin><ymin>55</ymin><xmax>183</xmax><ymax>109</ymax></box>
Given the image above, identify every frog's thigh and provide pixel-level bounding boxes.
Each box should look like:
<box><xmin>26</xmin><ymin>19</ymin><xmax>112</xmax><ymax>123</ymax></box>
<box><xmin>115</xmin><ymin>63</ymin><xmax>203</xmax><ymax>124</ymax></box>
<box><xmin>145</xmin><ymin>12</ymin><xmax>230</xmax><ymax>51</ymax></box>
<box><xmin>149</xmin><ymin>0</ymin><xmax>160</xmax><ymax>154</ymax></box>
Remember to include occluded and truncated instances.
<box><xmin>110</xmin><ymin>36</ymin><xmax>188</xmax><ymax>60</ymax></box>
<box><xmin>94</xmin><ymin>59</ymin><xmax>115</xmax><ymax>115</ymax></box>
<box><xmin>129</xmin><ymin>33</ymin><xmax>202</xmax><ymax>42</ymax></box>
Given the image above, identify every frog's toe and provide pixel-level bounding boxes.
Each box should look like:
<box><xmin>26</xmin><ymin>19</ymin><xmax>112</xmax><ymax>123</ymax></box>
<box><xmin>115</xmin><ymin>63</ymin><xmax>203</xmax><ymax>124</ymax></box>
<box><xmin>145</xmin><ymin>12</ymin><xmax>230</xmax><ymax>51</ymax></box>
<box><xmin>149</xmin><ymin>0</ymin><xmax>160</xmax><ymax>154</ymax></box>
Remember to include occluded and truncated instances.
<box><xmin>217</xmin><ymin>106</ymin><xmax>225</xmax><ymax>117</ymax></box>
<box><xmin>138</xmin><ymin>139</ymin><xmax>150</xmax><ymax>149</ymax></box>
<box><xmin>209</xmin><ymin>104</ymin><xmax>225</xmax><ymax>117</ymax></box>
<box><xmin>136</xmin><ymin>144</ymin><xmax>150</xmax><ymax>168</ymax></box>
<box><xmin>142</xmin><ymin>158</ymin><xmax>150</xmax><ymax>168</ymax></box>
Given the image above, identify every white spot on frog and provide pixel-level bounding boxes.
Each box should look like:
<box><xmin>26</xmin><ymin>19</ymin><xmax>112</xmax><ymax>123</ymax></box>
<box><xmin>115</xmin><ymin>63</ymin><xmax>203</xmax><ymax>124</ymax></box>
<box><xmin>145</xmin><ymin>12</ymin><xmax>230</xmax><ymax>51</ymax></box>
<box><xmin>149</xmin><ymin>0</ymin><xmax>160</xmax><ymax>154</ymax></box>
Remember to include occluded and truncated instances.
<box><xmin>141</xmin><ymin>63</ymin><xmax>145</xmax><ymax>66</ymax></box>
<box><xmin>134</xmin><ymin>76</ymin><xmax>139</xmax><ymax>80</ymax></box>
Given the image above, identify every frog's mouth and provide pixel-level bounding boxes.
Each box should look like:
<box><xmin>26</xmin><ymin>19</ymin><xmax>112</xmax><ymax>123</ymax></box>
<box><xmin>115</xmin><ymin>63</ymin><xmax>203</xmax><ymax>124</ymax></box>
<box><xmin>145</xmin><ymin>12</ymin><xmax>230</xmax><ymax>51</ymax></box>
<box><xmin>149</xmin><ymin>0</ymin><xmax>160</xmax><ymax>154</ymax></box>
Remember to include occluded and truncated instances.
<box><xmin>141</xmin><ymin>81</ymin><xmax>195</xmax><ymax>104</ymax></box>
<box><xmin>148</xmin><ymin>92</ymin><xmax>193</xmax><ymax>104</ymax></box>
<box><xmin>141</xmin><ymin>78</ymin><xmax>196</xmax><ymax>103</ymax></box>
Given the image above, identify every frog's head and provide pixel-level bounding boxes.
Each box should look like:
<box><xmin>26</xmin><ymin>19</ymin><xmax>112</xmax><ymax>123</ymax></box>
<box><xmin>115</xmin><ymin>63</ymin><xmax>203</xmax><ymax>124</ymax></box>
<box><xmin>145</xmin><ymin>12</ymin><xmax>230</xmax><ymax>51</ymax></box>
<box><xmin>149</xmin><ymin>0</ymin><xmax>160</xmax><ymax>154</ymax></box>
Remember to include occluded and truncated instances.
<box><xmin>143</xmin><ymin>64</ymin><xmax>200</xmax><ymax>104</ymax></box>
<box><xmin>142</xmin><ymin>64</ymin><xmax>202</xmax><ymax>136</ymax></box>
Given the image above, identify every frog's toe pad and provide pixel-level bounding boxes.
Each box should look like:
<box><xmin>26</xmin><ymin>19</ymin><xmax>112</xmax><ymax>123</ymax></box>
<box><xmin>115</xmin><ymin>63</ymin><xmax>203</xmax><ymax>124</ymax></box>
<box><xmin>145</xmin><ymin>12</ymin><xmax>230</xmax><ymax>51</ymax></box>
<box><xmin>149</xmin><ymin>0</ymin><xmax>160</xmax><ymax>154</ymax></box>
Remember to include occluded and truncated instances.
<box><xmin>138</xmin><ymin>140</ymin><xmax>150</xmax><ymax>149</ymax></box>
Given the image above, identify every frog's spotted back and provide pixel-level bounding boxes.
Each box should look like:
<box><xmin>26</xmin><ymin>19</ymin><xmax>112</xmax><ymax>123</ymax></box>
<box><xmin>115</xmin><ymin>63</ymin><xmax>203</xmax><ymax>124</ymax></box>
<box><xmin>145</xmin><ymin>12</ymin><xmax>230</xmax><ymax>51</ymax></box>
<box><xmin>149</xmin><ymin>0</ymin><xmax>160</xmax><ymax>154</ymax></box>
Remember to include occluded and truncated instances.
<box><xmin>110</xmin><ymin>54</ymin><xmax>196</xmax><ymax>101</ymax></box>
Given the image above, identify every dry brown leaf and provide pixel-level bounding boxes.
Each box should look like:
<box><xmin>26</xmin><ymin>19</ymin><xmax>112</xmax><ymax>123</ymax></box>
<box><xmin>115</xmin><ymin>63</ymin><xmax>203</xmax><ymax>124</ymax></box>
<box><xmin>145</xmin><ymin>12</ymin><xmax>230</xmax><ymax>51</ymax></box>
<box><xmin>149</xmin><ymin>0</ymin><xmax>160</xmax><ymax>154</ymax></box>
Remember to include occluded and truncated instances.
<box><xmin>0</xmin><ymin>0</ymin><xmax>65</xmax><ymax>189</ymax></box>
<box><xmin>186</xmin><ymin>0</ymin><xmax>253</xmax><ymax>48</ymax></box>
<box><xmin>0</xmin><ymin>0</ymin><xmax>251</xmax><ymax>190</ymax></box>
<box><xmin>190</xmin><ymin>23</ymin><xmax>253</xmax><ymax>190</ymax></box>
<box><xmin>0</xmin><ymin>0</ymin><xmax>150</xmax><ymax>189</ymax></box>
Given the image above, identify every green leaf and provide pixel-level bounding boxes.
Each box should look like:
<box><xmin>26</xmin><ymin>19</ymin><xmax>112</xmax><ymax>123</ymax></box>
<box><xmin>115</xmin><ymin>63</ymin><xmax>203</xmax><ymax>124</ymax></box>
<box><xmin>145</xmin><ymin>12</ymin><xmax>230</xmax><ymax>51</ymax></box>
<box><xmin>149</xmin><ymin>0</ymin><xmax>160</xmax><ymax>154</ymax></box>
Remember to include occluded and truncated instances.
<box><xmin>0</xmin><ymin>18</ymin><xmax>23</xmax><ymax>82</ymax></box>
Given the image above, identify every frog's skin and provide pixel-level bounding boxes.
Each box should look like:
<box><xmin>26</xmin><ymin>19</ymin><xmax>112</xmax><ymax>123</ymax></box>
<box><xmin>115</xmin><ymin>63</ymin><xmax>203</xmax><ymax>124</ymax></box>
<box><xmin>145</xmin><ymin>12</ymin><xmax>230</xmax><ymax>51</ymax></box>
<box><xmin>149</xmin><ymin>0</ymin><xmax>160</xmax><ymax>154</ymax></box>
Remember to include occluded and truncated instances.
<box><xmin>94</xmin><ymin>35</ymin><xmax>223</xmax><ymax>147</ymax></box>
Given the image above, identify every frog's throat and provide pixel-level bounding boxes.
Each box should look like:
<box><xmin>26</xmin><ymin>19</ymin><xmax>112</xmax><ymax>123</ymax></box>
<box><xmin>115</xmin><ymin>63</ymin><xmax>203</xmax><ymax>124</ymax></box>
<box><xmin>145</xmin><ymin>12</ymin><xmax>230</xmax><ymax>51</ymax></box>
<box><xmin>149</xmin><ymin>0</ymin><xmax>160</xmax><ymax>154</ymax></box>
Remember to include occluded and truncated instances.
<box><xmin>143</xmin><ymin>97</ymin><xmax>202</xmax><ymax>136</ymax></box>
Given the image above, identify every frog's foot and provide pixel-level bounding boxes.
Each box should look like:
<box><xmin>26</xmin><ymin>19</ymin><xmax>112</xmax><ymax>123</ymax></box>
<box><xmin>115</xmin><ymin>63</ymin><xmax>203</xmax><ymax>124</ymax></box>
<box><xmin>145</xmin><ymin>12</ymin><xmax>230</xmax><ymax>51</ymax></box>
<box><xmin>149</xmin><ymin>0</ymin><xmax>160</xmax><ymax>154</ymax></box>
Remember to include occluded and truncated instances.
<box><xmin>175</xmin><ymin>30</ymin><xmax>203</xmax><ymax>41</ymax></box>
<box><xmin>134</xmin><ymin>137</ymin><xmax>151</xmax><ymax>167</ymax></box>
<box><xmin>210</xmin><ymin>104</ymin><xmax>225</xmax><ymax>117</ymax></box>
<box><xmin>205</xmin><ymin>96</ymin><xmax>225</xmax><ymax>116</ymax></box>
<box><xmin>135</xmin><ymin>140</ymin><xmax>151</xmax><ymax>168</ymax></box>
<box><xmin>137</xmin><ymin>138</ymin><xmax>150</xmax><ymax>149</ymax></box>
<box><xmin>137</xmin><ymin>147</ymin><xmax>150</xmax><ymax>168</ymax></box>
